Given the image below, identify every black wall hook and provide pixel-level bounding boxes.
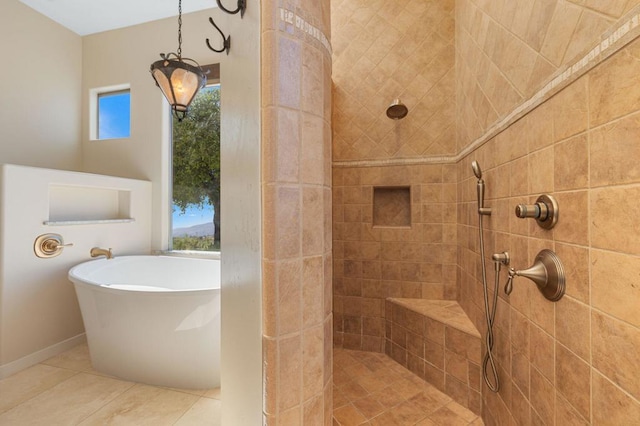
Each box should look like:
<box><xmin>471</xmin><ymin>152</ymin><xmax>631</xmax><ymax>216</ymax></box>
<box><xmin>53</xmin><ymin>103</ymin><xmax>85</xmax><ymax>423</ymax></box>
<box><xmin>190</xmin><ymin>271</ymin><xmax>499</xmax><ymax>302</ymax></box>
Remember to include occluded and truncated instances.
<box><xmin>206</xmin><ymin>17</ymin><xmax>231</xmax><ymax>55</ymax></box>
<box><xmin>216</xmin><ymin>0</ymin><xmax>246</xmax><ymax>18</ymax></box>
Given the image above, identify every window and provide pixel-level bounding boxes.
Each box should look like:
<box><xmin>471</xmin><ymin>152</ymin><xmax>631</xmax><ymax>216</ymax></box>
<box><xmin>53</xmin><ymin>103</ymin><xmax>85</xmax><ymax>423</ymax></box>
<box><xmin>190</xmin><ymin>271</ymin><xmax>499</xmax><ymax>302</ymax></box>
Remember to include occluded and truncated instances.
<box><xmin>89</xmin><ymin>84</ymin><xmax>131</xmax><ymax>140</ymax></box>
<box><xmin>170</xmin><ymin>67</ymin><xmax>220</xmax><ymax>252</ymax></box>
<box><xmin>98</xmin><ymin>90</ymin><xmax>131</xmax><ymax>139</ymax></box>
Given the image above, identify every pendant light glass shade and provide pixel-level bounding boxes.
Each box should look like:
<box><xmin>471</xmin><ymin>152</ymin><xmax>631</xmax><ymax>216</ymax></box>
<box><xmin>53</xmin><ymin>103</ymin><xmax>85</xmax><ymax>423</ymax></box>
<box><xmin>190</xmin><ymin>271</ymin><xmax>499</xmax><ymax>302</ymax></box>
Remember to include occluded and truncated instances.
<box><xmin>150</xmin><ymin>54</ymin><xmax>206</xmax><ymax>121</ymax></box>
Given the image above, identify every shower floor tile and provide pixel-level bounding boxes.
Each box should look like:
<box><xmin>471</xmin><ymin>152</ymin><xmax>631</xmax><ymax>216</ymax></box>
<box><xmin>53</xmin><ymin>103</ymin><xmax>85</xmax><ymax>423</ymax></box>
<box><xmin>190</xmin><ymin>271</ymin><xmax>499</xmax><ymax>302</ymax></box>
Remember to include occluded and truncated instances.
<box><xmin>0</xmin><ymin>343</ymin><xmax>221</xmax><ymax>425</ymax></box>
<box><xmin>333</xmin><ymin>348</ymin><xmax>483</xmax><ymax>426</ymax></box>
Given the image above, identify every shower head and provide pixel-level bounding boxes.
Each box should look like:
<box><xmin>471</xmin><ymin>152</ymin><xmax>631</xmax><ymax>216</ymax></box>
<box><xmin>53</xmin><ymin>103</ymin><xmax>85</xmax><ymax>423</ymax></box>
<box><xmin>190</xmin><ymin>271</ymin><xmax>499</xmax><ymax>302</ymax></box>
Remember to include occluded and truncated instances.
<box><xmin>471</xmin><ymin>160</ymin><xmax>483</xmax><ymax>180</ymax></box>
<box><xmin>386</xmin><ymin>99</ymin><xmax>408</xmax><ymax>120</ymax></box>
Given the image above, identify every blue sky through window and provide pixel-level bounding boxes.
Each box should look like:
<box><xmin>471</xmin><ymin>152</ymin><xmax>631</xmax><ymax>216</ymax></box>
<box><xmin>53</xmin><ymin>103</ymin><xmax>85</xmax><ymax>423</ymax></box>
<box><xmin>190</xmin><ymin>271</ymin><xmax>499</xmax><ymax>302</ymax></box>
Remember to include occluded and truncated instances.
<box><xmin>173</xmin><ymin>204</ymin><xmax>214</xmax><ymax>229</ymax></box>
<box><xmin>98</xmin><ymin>91</ymin><xmax>131</xmax><ymax>139</ymax></box>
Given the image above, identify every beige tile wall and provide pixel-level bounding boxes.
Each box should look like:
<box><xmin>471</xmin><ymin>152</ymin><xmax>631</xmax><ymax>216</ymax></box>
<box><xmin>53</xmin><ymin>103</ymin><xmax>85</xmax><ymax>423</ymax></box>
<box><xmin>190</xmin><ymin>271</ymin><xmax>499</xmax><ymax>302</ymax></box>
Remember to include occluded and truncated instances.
<box><xmin>331</xmin><ymin>0</ymin><xmax>640</xmax><ymax>424</ymax></box>
<box><xmin>384</xmin><ymin>299</ymin><xmax>483</xmax><ymax>414</ymax></box>
<box><xmin>331</xmin><ymin>0</ymin><xmax>456</xmax><ymax>161</ymax></box>
<box><xmin>333</xmin><ymin>164</ymin><xmax>458</xmax><ymax>352</ymax></box>
<box><xmin>457</xmin><ymin>35</ymin><xmax>640</xmax><ymax>424</ymax></box>
<box><xmin>456</xmin><ymin>0</ymin><xmax>640</xmax><ymax>151</ymax></box>
<box><xmin>261</xmin><ymin>1</ymin><xmax>333</xmax><ymax>424</ymax></box>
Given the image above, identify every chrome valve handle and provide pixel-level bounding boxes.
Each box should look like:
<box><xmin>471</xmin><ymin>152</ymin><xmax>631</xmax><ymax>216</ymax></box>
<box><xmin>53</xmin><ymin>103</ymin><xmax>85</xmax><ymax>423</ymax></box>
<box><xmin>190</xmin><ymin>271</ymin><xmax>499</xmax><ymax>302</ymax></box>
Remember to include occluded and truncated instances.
<box><xmin>34</xmin><ymin>234</ymin><xmax>73</xmax><ymax>258</ymax></box>
<box><xmin>514</xmin><ymin>194</ymin><xmax>558</xmax><ymax>229</ymax></box>
<box><xmin>504</xmin><ymin>249</ymin><xmax>565</xmax><ymax>301</ymax></box>
<box><xmin>504</xmin><ymin>269</ymin><xmax>515</xmax><ymax>295</ymax></box>
<box><xmin>515</xmin><ymin>203</ymin><xmax>548</xmax><ymax>220</ymax></box>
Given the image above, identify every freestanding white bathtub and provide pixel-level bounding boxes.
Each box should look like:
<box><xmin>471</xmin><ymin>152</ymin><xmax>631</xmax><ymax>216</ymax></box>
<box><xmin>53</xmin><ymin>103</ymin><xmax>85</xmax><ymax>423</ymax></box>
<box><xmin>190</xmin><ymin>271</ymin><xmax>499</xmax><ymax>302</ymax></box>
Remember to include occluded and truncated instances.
<box><xmin>68</xmin><ymin>255</ymin><xmax>220</xmax><ymax>389</ymax></box>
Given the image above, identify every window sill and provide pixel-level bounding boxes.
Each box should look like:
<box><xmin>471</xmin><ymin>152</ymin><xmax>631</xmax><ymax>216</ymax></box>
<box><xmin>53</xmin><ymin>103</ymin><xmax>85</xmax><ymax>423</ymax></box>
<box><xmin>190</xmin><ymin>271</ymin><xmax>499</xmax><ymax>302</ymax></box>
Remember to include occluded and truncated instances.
<box><xmin>154</xmin><ymin>250</ymin><xmax>221</xmax><ymax>260</ymax></box>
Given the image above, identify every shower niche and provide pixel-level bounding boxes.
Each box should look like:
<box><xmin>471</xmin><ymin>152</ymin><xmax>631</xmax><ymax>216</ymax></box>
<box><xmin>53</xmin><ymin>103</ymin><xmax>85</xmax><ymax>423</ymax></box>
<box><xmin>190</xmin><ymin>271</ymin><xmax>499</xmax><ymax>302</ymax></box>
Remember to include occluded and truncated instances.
<box><xmin>372</xmin><ymin>186</ymin><xmax>411</xmax><ymax>227</ymax></box>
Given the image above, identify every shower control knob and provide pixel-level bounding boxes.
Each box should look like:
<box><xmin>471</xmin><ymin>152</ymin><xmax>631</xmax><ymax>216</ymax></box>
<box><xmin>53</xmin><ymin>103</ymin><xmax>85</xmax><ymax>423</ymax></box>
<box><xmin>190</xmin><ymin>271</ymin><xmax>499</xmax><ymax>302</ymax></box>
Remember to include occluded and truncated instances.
<box><xmin>34</xmin><ymin>233</ymin><xmax>73</xmax><ymax>258</ymax></box>
<box><xmin>505</xmin><ymin>249</ymin><xmax>565</xmax><ymax>301</ymax></box>
<box><xmin>515</xmin><ymin>203</ymin><xmax>548</xmax><ymax>220</ymax></box>
<box><xmin>514</xmin><ymin>194</ymin><xmax>558</xmax><ymax>229</ymax></box>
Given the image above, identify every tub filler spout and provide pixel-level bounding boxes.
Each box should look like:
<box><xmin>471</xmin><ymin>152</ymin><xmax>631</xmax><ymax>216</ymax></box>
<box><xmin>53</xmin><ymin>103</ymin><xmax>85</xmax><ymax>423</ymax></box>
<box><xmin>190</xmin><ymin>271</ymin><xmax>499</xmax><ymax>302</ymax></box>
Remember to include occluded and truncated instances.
<box><xmin>90</xmin><ymin>247</ymin><xmax>113</xmax><ymax>259</ymax></box>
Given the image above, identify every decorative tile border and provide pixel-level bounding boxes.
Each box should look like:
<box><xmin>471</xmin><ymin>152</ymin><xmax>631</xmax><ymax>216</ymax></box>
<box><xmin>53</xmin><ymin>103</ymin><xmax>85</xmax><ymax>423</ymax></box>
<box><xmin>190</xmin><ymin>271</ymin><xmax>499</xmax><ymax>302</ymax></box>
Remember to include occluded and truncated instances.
<box><xmin>278</xmin><ymin>7</ymin><xmax>332</xmax><ymax>55</ymax></box>
<box><xmin>332</xmin><ymin>155</ymin><xmax>456</xmax><ymax>168</ymax></box>
<box><xmin>333</xmin><ymin>5</ymin><xmax>640</xmax><ymax>169</ymax></box>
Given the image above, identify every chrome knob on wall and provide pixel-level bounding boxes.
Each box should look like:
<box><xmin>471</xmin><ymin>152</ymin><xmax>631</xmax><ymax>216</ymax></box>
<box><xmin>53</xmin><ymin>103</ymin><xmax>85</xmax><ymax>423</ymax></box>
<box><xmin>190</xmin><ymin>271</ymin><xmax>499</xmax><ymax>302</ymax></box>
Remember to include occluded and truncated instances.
<box><xmin>515</xmin><ymin>194</ymin><xmax>559</xmax><ymax>229</ymax></box>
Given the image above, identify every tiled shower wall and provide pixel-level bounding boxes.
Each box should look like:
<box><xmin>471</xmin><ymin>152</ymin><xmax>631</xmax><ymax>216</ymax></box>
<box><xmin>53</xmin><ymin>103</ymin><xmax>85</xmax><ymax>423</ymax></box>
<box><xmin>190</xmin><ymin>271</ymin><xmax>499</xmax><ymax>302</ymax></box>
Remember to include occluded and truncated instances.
<box><xmin>331</xmin><ymin>0</ymin><xmax>640</xmax><ymax>423</ymax></box>
<box><xmin>261</xmin><ymin>1</ymin><xmax>333</xmax><ymax>424</ymax></box>
<box><xmin>330</xmin><ymin>0</ymin><xmax>458</xmax><ymax>353</ymax></box>
<box><xmin>331</xmin><ymin>0</ymin><xmax>456</xmax><ymax>160</ymax></box>
<box><xmin>333</xmin><ymin>164</ymin><xmax>458</xmax><ymax>352</ymax></box>
<box><xmin>457</xmin><ymin>32</ymin><xmax>640</xmax><ymax>426</ymax></box>
<box><xmin>456</xmin><ymin>0</ymin><xmax>640</xmax><ymax>150</ymax></box>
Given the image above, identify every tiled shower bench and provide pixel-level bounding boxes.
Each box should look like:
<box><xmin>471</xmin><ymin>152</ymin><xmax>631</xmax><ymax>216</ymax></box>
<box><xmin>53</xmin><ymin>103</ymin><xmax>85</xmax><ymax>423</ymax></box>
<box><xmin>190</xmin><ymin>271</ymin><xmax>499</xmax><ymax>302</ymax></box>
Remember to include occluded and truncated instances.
<box><xmin>385</xmin><ymin>298</ymin><xmax>482</xmax><ymax>414</ymax></box>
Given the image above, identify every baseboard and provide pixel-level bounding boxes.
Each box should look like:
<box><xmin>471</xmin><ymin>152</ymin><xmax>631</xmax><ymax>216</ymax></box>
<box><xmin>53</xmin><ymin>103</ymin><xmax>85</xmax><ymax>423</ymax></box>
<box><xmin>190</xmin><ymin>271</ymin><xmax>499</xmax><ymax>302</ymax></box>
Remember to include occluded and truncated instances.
<box><xmin>0</xmin><ymin>333</ymin><xmax>86</xmax><ymax>379</ymax></box>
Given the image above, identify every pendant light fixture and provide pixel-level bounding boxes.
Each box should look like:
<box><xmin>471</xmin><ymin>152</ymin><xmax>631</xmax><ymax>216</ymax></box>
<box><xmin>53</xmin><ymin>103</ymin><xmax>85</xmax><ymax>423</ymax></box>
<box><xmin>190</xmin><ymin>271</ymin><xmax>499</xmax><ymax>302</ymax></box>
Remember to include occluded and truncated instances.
<box><xmin>150</xmin><ymin>0</ymin><xmax>207</xmax><ymax>121</ymax></box>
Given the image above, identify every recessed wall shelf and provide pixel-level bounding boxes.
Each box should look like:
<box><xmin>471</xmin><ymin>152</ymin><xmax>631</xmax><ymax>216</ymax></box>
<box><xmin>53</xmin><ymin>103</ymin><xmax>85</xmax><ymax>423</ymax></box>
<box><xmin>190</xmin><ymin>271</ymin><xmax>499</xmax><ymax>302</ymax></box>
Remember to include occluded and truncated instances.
<box><xmin>43</xmin><ymin>219</ymin><xmax>136</xmax><ymax>226</ymax></box>
<box><xmin>47</xmin><ymin>185</ymin><xmax>132</xmax><ymax>223</ymax></box>
<box><xmin>373</xmin><ymin>186</ymin><xmax>411</xmax><ymax>227</ymax></box>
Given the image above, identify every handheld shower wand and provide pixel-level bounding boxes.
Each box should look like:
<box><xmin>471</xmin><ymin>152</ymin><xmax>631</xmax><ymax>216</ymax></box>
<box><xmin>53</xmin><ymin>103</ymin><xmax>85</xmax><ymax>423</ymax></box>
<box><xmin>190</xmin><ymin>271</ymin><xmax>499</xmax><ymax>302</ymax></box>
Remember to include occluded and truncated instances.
<box><xmin>472</xmin><ymin>161</ymin><xmax>491</xmax><ymax>215</ymax></box>
<box><xmin>472</xmin><ymin>160</ymin><xmax>501</xmax><ymax>393</ymax></box>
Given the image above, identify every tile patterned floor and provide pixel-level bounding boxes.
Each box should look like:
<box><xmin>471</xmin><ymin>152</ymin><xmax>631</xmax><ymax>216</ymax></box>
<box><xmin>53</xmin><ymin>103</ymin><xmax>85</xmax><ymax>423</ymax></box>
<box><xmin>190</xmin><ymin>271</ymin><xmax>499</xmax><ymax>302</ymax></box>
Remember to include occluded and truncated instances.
<box><xmin>0</xmin><ymin>344</ymin><xmax>221</xmax><ymax>425</ymax></box>
<box><xmin>2</xmin><ymin>344</ymin><xmax>483</xmax><ymax>425</ymax></box>
<box><xmin>333</xmin><ymin>348</ymin><xmax>483</xmax><ymax>426</ymax></box>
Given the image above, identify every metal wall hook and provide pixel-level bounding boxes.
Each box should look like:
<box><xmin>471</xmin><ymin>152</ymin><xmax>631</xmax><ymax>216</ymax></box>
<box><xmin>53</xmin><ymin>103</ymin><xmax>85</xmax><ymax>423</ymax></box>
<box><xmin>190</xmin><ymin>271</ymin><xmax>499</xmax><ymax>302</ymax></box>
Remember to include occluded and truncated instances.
<box><xmin>216</xmin><ymin>0</ymin><xmax>246</xmax><ymax>17</ymax></box>
<box><xmin>206</xmin><ymin>17</ymin><xmax>231</xmax><ymax>55</ymax></box>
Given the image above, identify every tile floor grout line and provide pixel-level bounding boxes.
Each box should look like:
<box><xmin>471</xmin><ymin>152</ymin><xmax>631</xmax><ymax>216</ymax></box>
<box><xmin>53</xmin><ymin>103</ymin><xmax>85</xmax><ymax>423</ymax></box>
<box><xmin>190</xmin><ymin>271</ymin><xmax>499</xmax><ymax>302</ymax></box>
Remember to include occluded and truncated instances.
<box><xmin>333</xmin><ymin>348</ymin><xmax>482</xmax><ymax>425</ymax></box>
<box><xmin>75</xmin><ymin>378</ymin><xmax>138</xmax><ymax>425</ymax></box>
<box><xmin>170</xmin><ymin>395</ymin><xmax>202</xmax><ymax>426</ymax></box>
<box><xmin>1</xmin><ymin>345</ymin><xmax>222</xmax><ymax>425</ymax></box>
<box><xmin>4</xmin><ymin>345</ymin><xmax>479</xmax><ymax>424</ymax></box>
<box><xmin>0</xmin><ymin>367</ymin><xmax>82</xmax><ymax>416</ymax></box>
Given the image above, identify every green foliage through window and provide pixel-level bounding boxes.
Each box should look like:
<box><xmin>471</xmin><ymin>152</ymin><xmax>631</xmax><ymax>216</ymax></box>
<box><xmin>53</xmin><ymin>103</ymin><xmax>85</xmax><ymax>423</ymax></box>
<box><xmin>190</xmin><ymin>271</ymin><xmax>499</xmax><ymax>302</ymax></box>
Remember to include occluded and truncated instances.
<box><xmin>171</xmin><ymin>85</ymin><xmax>221</xmax><ymax>251</ymax></box>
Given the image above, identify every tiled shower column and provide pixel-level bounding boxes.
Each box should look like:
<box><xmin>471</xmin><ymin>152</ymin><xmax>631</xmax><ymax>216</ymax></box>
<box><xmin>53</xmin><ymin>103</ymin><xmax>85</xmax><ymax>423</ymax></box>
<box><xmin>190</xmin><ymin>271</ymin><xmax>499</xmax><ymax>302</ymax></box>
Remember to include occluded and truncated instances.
<box><xmin>261</xmin><ymin>1</ymin><xmax>333</xmax><ymax>424</ymax></box>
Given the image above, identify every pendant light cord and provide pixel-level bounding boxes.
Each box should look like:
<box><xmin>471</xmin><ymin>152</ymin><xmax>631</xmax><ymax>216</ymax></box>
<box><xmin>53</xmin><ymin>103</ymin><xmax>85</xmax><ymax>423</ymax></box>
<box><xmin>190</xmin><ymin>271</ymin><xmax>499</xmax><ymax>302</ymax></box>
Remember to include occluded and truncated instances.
<box><xmin>177</xmin><ymin>0</ymin><xmax>183</xmax><ymax>58</ymax></box>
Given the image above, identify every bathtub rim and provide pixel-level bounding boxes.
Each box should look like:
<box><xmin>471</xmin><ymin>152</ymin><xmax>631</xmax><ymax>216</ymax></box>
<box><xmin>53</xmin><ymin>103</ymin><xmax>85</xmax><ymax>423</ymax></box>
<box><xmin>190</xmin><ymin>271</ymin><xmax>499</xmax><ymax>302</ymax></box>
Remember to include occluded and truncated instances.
<box><xmin>68</xmin><ymin>254</ymin><xmax>220</xmax><ymax>295</ymax></box>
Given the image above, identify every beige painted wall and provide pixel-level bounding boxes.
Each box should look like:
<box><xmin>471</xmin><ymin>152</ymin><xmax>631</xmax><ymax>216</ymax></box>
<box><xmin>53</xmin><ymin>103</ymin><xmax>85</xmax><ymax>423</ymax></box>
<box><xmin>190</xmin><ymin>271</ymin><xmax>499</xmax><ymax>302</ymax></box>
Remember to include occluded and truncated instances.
<box><xmin>0</xmin><ymin>4</ymin><xmax>263</xmax><ymax>423</ymax></box>
<box><xmin>83</xmin><ymin>7</ymin><xmax>264</xmax><ymax>425</ymax></box>
<box><xmin>0</xmin><ymin>165</ymin><xmax>151</xmax><ymax>376</ymax></box>
<box><xmin>0</xmin><ymin>1</ymin><xmax>82</xmax><ymax>170</ymax></box>
<box><xmin>218</xmin><ymin>3</ymin><xmax>262</xmax><ymax>425</ymax></box>
<box><xmin>81</xmin><ymin>8</ymin><xmax>227</xmax><ymax>250</ymax></box>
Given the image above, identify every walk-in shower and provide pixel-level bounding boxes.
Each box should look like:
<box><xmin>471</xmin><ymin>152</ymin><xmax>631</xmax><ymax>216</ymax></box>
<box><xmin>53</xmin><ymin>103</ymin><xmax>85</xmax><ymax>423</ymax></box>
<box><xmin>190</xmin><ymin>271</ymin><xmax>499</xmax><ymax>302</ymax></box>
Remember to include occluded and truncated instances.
<box><xmin>472</xmin><ymin>160</ymin><xmax>508</xmax><ymax>393</ymax></box>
